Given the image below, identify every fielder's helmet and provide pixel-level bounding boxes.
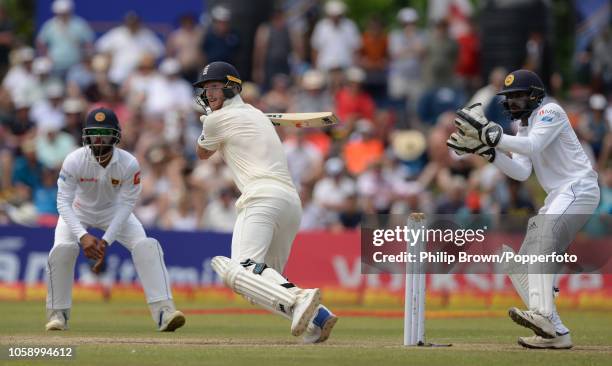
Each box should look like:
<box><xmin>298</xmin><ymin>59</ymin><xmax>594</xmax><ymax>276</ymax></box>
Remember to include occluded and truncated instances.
<box><xmin>82</xmin><ymin>108</ymin><xmax>121</xmax><ymax>162</ymax></box>
<box><xmin>193</xmin><ymin>61</ymin><xmax>242</xmax><ymax>107</ymax></box>
<box><xmin>497</xmin><ymin>69</ymin><xmax>545</xmax><ymax>119</ymax></box>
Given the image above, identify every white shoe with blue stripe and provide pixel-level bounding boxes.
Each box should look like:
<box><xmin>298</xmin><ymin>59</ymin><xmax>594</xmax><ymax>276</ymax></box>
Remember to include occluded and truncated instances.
<box><xmin>302</xmin><ymin>305</ymin><xmax>338</xmax><ymax>344</ymax></box>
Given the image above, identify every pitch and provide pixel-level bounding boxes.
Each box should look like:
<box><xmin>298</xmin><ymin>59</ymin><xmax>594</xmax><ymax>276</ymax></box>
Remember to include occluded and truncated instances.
<box><xmin>1</xmin><ymin>301</ymin><xmax>611</xmax><ymax>366</ymax></box>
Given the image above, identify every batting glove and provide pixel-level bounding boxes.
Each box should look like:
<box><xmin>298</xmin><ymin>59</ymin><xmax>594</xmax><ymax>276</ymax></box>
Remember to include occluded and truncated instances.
<box><xmin>447</xmin><ymin>132</ymin><xmax>496</xmax><ymax>162</ymax></box>
<box><xmin>455</xmin><ymin>103</ymin><xmax>503</xmax><ymax>147</ymax></box>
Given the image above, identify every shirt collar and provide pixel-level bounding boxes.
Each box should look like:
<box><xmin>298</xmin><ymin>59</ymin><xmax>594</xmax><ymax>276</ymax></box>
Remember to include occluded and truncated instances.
<box><xmin>222</xmin><ymin>94</ymin><xmax>244</xmax><ymax>109</ymax></box>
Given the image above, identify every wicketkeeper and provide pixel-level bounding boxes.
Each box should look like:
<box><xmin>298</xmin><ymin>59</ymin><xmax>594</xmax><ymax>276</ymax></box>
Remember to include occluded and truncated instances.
<box><xmin>447</xmin><ymin>69</ymin><xmax>600</xmax><ymax>349</ymax></box>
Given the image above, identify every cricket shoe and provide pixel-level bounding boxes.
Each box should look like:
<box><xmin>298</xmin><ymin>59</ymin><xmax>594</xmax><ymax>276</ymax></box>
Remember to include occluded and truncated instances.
<box><xmin>303</xmin><ymin>306</ymin><xmax>338</xmax><ymax>344</ymax></box>
<box><xmin>518</xmin><ymin>333</ymin><xmax>573</xmax><ymax>349</ymax></box>
<box><xmin>508</xmin><ymin>307</ymin><xmax>556</xmax><ymax>338</ymax></box>
<box><xmin>45</xmin><ymin>310</ymin><xmax>68</xmax><ymax>331</ymax></box>
<box><xmin>291</xmin><ymin>288</ymin><xmax>321</xmax><ymax>336</ymax></box>
<box><xmin>158</xmin><ymin>309</ymin><xmax>186</xmax><ymax>332</ymax></box>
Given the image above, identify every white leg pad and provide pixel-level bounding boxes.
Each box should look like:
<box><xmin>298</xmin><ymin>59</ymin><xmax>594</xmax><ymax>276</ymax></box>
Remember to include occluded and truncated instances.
<box><xmin>131</xmin><ymin>238</ymin><xmax>173</xmax><ymax>303</ymax></box>
<box><xmin>46</xmin><ymin>244</ymin><xmax>79</xmax><ymax>309</ymax></box>
<box><xmin>212</xmin><ymin>256</ymin><xmax>296</xmax><ymax>318</ymax></box>
<box><xmin>529</xmin><ymin>273</ymin><xmax>555</xmax><ymax>317</ymax></box>
<box><xmin>502</xmin><ymin>245</ymin><xmax>529</xmax><ymax>307</ymax></box>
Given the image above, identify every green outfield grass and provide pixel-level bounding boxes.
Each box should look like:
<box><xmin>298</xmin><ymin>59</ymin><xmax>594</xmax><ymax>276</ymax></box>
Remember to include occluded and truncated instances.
<box><xmin>1</xmin><ymin>300</ymin><xmax>611</xmax><ymax>366</ymax></box>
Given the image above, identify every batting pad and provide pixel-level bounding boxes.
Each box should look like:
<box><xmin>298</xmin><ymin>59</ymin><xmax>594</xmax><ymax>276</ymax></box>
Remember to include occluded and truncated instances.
<box><xmin>212</xmin><ymin>256</ymin><xmax>297</xmax><ymax>318</ymax></box>
<box><xmin>132</xmin><ymin>238</ymin><xmax>173</xmax><ymax>303</ymax></box>
<box><xmin>502</xmin><ymin>245</ymin><xmax>529</xmax><ymax>307</ymax></box>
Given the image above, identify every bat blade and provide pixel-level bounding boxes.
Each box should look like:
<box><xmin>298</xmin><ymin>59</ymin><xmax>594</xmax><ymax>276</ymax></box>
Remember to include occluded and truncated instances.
<box><xmin>265</xmin><ymin>112</ymin><xmax>338</xmax><ymax>128</ymax></box>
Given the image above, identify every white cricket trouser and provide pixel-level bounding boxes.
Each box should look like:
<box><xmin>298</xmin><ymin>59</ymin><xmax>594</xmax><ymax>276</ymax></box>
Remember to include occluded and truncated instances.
<box><xmin>231</xmin><ymin>188</ymin><xmax>302</xmax><ymax>273</ymax></box>
<box><xmin>46</xmin><ymin>213</ymin><xmax>173</xmax><ymax>310</ymax></box>
<box><xmin>529</xmin><ymin>176</ymin><xmax>600</xmax><ymax>333</ymax></box>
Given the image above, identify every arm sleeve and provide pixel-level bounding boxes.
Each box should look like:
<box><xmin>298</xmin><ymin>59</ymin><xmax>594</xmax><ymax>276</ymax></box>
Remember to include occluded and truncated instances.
<box><xmin>497</xmin><ymin>106</ymin><xmax>566</xmax><ymax>156</ymax></box>
<box><xmin>56</xmin><ymin>157</ymin><xmax>88</xmax><ymax>240</ymax></box>
<box><xmin>198</xmin><ymin>114</ymin><xmax>224</xmax><ymax>151</ymax></box>
<box><xmin>101</xmin><ymin>160</ymin><xmax>142</xmax><ymax>244</ymax></box>
<box><xmin>493</xmin><ymin>151</ymin><xmax>533</xmax><ymax>181</ymax></box>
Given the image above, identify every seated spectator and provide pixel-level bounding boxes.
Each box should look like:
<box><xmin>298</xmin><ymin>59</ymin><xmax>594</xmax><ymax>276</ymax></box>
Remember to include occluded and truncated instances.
<box><xmin>335</xmin><ymin>67</ymin><xmax>375</xmax><ymax>129</ymax></box>
<box><xmin>201</xmin><ymin>186</ymin><xmax>238</xmax><ymax>232</ymax></box>
<box><xmin>342</xmin><ymin>120</ymin><xmax>384</xmax><ymax>175</ymax></box>
<box><xmin>338</xmin><ymin>193</ymin><xmax>363</xmax><ymax>229</ymax></box>
<box><xmin>166</xmin><ymin>13</ymin><xmax>204</xmax><ymax>82</ymax></box>
<box><xmin>96</xmin><ymin>12</ymin><xmax>164</xmax><ymax>84</ymax></box>
<box><xmin>290</xmin><ymin>69</ymin><xmax>333</xmax><ymax>113</ymax></box>
<box><xmin>143</xmin><ymin>58</ymin><xmax>192</xmax><ymax>116</ymax></box>
<box><xmin>12</xmin><ymin>139</ymin><xmax>43</xmax><ymax>200</ymax></box>
<box><xmin>161</xmin><ymin>192</ymin><xmax>199</xmax><ymax>231</ymax></box>
<box><xmin>435</xmin><ymin>176</ymin><xmax>468</xmax><ymax>214</ymax></box>
<box><xmin>35</xmin><ymin>112</ymin><xmax>76</xmax><ymax>169</ymax></box>
<box><xmin>417</xmin><ymin>86</ymin><xmax>465</xmax><ymax>125</ymax></box>
<box><xmin>261</xmin><ymin>74</ymin><xmax>292</xmax><ymax>113</ymax></box>
<box><xmin>62</xmin><ymin>97</ymin><xmax>85</xmax><ymax>145</ymax></box>
<box><xmin>283</xmin><ymin>129</ymin><xmax>323</xmax><ymax>189</ymax></box>
<box><xmin>33</xmin><ymin>167</ymin><xmax>59</xmax><ymax>226</ymax></box>
<box><xmin>579</xmin><ymin>94</ymin><xmax>609</xmax><ymax>161</ymax></box>
<box><xmin>313</xmin><ymin>157</ymin><xmax>356</xmax><ymax>213</ymax></box>
<box><xmin>30</xmin><ymin>81</ymin><xmax>66</xmax><ymax>128</ymax></box>
<box><xmin>358</xmin><ymin>16</ymin><xmax>388</xmax><ymax>100</ymax></box>
<box><xmin>3</xmin><ymin>47</ymin><xmax>40</xmax><ymax>105</ymax></box>
<box><xmin>356</xmin><ymin>160</ymin><xmax>395</xmax><ymax>215</ymax></box>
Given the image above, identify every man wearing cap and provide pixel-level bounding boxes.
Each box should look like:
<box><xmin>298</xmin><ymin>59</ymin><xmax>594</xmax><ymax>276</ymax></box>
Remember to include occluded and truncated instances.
<box><xmin>194</xmin><ymin>61</ymin><xmax>338</xmax><ymax>343</ymax></box>
<box><xmin>447</xmin><ymin>69</ymin><xmax>600</xmax><ymax>349</ymax></box>
<box><xmin>311</xmin><ymin>0</ymin><xmax>361</xmax><ymax>71</ymax></box>
<box><xmin>46</xmin><ymin>107</ymin><xmax>185</xmax><ymax>332</ymax></box>
<box><xmin>36</xmin><ymin>0</ymin><xmax>94</xmax><ymax>77</ymax></box>
<box><xmin>200</xmin><ymin>5</ymin><xmax>239</xmax><ymax>64</ymax></box>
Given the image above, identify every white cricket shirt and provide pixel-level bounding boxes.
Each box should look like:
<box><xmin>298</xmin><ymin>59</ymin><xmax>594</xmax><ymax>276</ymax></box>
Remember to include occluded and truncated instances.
<box><xmin>496</xmin><ymin>102</ymin><xmax>597</xmax><ymax>193</ymax></box>
<box><xmin>198</xmin><ymin>96</ymin><xmax>297</xmax><ymax>208</ymax></box>
<box><xmin>57</xmin><ymin>147</ymin><xmax>141</xmax><ymax>244</ymax></box>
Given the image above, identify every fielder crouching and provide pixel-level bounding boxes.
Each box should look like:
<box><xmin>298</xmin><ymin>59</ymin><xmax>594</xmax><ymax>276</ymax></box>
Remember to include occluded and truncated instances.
<box><xmin>194</xmin><ymin>61</ymin><xmax>338</xmax><ymax>343</ymax></box>
<box><xmin>447</xmin><ymin>69</ymin><xmax>600</xmax><ymax>349</ymax></box>
<box><xmin>46</xmin><ymin>108</ymin><xmax>185</xmax><ymax>332</ymax></box>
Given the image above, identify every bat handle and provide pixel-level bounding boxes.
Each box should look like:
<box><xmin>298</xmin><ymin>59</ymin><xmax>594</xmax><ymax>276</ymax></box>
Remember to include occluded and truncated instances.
<box><xmin>204</xmin><ymin>106</ymin><xmax>213</xmax><ymax>116</ymax></box>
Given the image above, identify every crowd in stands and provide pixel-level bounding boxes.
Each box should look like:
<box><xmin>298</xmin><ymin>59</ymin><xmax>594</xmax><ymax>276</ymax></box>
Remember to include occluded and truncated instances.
<box><xmin>0</xmin><ymin>0</ymin><xmax>610</xmax><ymax>232</ymax></box>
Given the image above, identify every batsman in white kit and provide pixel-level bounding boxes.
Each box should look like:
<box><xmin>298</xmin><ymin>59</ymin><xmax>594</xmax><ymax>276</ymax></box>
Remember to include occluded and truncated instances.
<box><xmin>193</xmin><ymin>61</ymin><xmax>338</xmax><ymax>343</ymax></box>
<box><xmin>46</xmin><ymin>108</ymin><xmax>185</xmax><ymax>332</ymax></box>
<box><xmin>447</xmin><ymin>69</ymin><xmax>600</xmax><ymax>349</ymax></box>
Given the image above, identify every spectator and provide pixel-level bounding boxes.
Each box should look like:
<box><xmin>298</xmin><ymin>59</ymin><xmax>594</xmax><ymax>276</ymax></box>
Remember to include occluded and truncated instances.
<box><xmin>590</xmin><ymin>26</ymin><xmax>612</xmax><ymax>93</ymax></box>
<box><xmin>4</xmin><ymin>97</ymin><xmax>36</xmax><ymax>147</ymax></box>
<box><xmin>338</xmin><ymin>193</ymin><xmax>363</xmax><ymax>229</ymax></box>
<box><xmin>2</xmin><ymin>47</ymin><xmax>40</xmax><ymax>105</ymax></box>
<box><xmin>579</xmin><ymin>94</ymin><xmax>610</xmax><ymax>162</ymax></box>
<box><xmin>342</xmin><ymin>120</ymin><xmax>384</xmax><ymax>176</ymax></box>
<box><xmin>252</xmin><ymin>7</ymin><xmax>301</xmax><ymax>90</ymax></box>
<box><xmin>143</xmin><ymin>58</ymin><xmax>193</xmax><ymax>116</ymax></box>
<box><xmin>435</xmin><ymin>175</ymin><xmax>467</xmax><ymax>214</ymax></box>
<box><xmin>468</xmin><ymin>67</ymin><xmax>513</xmax><ymax>133</ymax></box>
<box><xmin>388</xmin><ymin>8</ymin><xmax>424</xmax><ymax>113</ymax></box>
<box><xmin>200</xmin><ymin>5</ymin><xmax>240</xmax><ymax>64</ymax></box>
<box><xmin>12</xmin><ymin>139</ymin><xmax>43</xmax><ymax>199</ymax></box>
<box><xmin>455</xmin><ymin>17</ymin><xmax>480</xmax><ymax>91</ymax></box>
<box><xmin>310</xmin><ymin>0</ymin><xmax>361</xmax><ymax>71</ymax></box>
<box><xmin>96</xmin><ymin>12</ymin><xmax>164</xmax><ymax>84</ymax></box>
<box><xmin>261</xmin><ymin>74</ymin><xmax>292</xmax><ymax>113</ymax></box>
<box><xmin>36</xmin><ymin>0</ymin><xmax>94</xmax><ymax>77</ymax></box>
<box><xmin>35</xmin><ymin>113</ymin><xmax>76</xmax><ymax>169</ymax></box>
<box><xmin>289</xmin><ymin>69</ymin><xmax>333</xmax><ymax>113</ymax></box>
<box><xmin>166</xmin><ymin>13</ymin><xmax>204</xmax><ymax>82</ymax></box>
<box><xmin>62</xmin><ymin>97</ymin><xmax>85</xmax><ymax>145</ymax></box>
<box><xmin>313</xmin><ymin>157</ymin><xmax>356</xmax><ymax>213</ymax></box>
<box><xmin>161</xmin><ymin>192</ymin><xmax>199</xmax><ymax>231</ymax></box>
<box><xmin>122</xmin><ymin>53</ymin><xmax>159</xmax><ymax>110</ymax></box>
<box><xmin>356</xmin><ymin>161</ymin><xmax>394</xmax><ymax>215</ymax></box>
<box><xmin>283</xmin><ymin>129</ymin><xmax>323</xmax><ymax>189</ymax></box>
<box><xmin>423</xmin><ymin>20</ymin><xmax>458</xmax><ymax>88</ymax></box>
<box><xmin>33</xmin><ymin>167</ymin><xmax>59</xmax><ymax>224</ymax></box>
<box><xmin>335</xmin><ymin>66</ymin><xmax>375</xmax><ymax>129</ymax></box>
<box><xmin>201</xmin><ymin>186</ymin><xmax>238</xmax><ymax>232</ymax></box>
<box><xmin>358</xmin><ymin>16</ymin><xmax>388</xmax><ymax>100</ymax></box>
<box><xmin>30</xmin><ymin>81</ymin><xmax>66</xmax><ymax>128</ymax></box>
<box><xmin>299</xmin><ymin>182</ymin><xmax>337</xmax><ymax>230</ymax></box>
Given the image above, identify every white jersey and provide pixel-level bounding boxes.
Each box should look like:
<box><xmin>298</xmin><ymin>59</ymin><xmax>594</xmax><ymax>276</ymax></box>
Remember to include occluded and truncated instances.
<box><xmin>199</xmin><ymin>96</ymin><xmax>297</xmax><ymax>208</ymax></box>
<box><xmin>57</xmin><ymin>147</ymin><xmax>141</xmax><ymax>244</ymax></box>
<box><xmin>497</xmin><ymin>102</ymin><xmax>598</xmax><ymax>193</ymax></box>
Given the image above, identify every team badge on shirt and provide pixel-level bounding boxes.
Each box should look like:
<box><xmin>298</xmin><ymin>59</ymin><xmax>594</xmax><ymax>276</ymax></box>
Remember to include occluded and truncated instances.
<box><xmin>111</xmin><ymin>178</ymin><xmax>121</xmax><ymax>186</ymax></box>
<box><xmin>133</xmin><ymin>171</ymin><xmax>141</xmax><ymax>184</ymax></box>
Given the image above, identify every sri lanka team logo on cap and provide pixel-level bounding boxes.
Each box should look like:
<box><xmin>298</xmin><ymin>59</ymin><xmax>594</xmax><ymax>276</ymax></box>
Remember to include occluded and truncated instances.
<box><xmin>504</xmin><ymin>74</ymin><xmax>514</xmax><ymax>87</ymax></box>
<box><xmin>94</xmin><ymin>112</ymin><xmax>106</xmax><ymax>122</ymax></box>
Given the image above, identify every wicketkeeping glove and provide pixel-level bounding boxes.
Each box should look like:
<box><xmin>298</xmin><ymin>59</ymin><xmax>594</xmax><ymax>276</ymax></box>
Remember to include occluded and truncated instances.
<box><xmin>454</xmin><ymin>103</ymin><xmax>503</xmax><ymax>147</ymax></box>
<box><xmin>446</xmin><ymin>132</ymin><xmax>496</xmax><ymax>162</ymax></box>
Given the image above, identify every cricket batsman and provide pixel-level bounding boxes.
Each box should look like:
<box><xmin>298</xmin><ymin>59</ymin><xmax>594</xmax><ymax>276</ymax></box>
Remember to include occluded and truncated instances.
<box><xmin>193</xmin><ymin>61</ymin><xmax>338</xmax><ymax>343</ymax></box>
<box><xmin>46</xmin><ymin>108</ymin><xmax>185</xmax><ymax>332</ymax></box>
<box><xmin>447</xmin><ymin>69</ymin><xmax>600</xmax><ymax>349</ymax></box>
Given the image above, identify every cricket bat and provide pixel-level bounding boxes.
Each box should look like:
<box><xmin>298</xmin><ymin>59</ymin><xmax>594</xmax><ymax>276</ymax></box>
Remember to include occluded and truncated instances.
<box><xmin>265</xmin><ymin>112</ymin><xmax>338</xmax><ymax>128</ymax></box>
